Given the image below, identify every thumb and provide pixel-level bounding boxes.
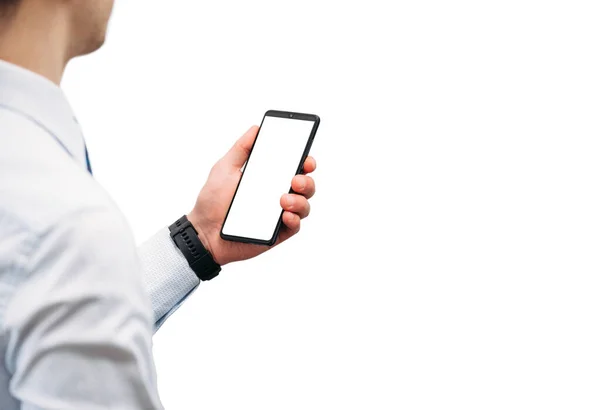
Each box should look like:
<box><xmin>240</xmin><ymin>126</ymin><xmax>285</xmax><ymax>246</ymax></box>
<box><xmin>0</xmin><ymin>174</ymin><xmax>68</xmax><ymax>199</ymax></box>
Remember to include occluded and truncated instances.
<box><xmin>223</xmin><ymin>125</ymin><xmax>259</xmax><ymax>169</ymax></box>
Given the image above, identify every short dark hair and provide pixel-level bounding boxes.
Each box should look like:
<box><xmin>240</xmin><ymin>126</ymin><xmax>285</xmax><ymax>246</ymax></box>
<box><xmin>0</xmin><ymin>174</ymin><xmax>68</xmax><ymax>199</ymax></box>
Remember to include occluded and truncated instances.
<box><xmin>0</xmin><ymin>0</ymin><xmax>20</xmax><ymax>10</ymax></box>
<box><xmin>0</xmin><ymin>0</ymin><xmax>20</xmax><ymax>19</ymax></box>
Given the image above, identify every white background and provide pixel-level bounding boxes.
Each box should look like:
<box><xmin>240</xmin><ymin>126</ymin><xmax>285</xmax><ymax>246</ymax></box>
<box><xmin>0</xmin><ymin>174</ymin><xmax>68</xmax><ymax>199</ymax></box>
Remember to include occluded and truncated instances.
<box><xmin>62</xmin><ymin>1</ymin><xmax>600</xmax><ymax>409</ymax></box>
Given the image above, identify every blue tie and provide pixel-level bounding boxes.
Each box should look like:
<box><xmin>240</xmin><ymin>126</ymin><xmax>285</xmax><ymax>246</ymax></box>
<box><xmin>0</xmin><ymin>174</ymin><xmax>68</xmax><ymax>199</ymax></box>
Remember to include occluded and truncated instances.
<box><xmin>84</xmin><ymin>145</ymin><xmax>93</xmax><ymax>175</ymax></box>
<box><xmin>73</xmin><ymin>115</ymin><xmax>93</xmax><ymax>175</ymax></box>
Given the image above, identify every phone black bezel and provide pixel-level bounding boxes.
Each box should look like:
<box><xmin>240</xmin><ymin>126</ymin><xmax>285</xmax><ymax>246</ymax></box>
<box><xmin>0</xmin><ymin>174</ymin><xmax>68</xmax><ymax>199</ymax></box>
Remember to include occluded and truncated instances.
<box><xmin>220</xmin><ymin>110</ymin><xmax>320</xmax><ymax>246</ymax></box>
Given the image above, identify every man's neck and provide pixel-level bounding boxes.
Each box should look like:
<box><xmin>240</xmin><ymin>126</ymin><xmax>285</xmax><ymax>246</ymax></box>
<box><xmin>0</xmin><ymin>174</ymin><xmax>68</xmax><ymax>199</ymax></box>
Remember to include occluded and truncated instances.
<box><xmin>0</xmin><ymin>3</ymin><xmax>72</xmax><ymax>85</ymax></box>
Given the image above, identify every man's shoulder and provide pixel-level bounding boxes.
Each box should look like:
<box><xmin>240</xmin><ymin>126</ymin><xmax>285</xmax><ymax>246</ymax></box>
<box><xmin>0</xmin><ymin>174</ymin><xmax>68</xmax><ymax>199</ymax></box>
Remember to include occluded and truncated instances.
<box><xmin>0</xmin><ymin>110</ymin><xmax>117</xmax><ymax>236</ymax></box>
<box><xmin>0</xmin><ymin>108</ymin><xmax>139</xmax><ymax>289</ymax></box>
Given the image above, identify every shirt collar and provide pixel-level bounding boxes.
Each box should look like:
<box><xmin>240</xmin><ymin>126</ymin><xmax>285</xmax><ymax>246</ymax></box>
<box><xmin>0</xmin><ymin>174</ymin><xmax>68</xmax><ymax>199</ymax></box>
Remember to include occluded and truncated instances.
<box><xmin>0</xmin><ymin>59</ymin><xmax>87</xmax><ymax>169</ymax></box>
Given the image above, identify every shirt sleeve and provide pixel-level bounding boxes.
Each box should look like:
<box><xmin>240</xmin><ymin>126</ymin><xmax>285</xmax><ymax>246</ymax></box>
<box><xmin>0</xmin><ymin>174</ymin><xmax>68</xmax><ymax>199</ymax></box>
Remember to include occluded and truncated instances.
<box><xmin>137</xmin><ymin>227</ymin><xmax>200</xmax><ymax>331</ymax></box>
<box><xmin>3</xmin><ymin>208</ymin><xmax>163</xmax><ymax>410</ymax></box>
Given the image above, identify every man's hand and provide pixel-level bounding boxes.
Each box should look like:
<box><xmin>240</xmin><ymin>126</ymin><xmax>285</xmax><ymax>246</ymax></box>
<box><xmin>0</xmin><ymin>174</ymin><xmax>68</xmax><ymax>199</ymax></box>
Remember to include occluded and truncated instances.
<box><xmin>187</xmin><ymin>126</ymin><xmax>317</xmax><ymax>266</ymax></box>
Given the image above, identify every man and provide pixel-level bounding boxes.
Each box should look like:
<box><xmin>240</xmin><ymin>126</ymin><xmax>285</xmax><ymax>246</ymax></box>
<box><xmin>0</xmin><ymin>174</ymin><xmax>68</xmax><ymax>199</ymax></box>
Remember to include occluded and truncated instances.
<box><xmin>0</xmin><ymin>0</ymin><xmax>317</xmax><ymax>408</ymax></box>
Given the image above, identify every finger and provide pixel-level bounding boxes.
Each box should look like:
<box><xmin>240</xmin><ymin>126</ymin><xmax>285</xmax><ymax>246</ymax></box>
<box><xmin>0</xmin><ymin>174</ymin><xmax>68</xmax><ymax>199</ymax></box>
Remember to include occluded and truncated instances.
<box><xmin>281</xmin><ymin>211</ymin><xmax>301</xmax><ymax>234</ymax></box>
<box><xmin>303</xmin><ymin>156</ymin><xmax>317</xmax><ymax>174</ymax></box>
<box><xmin>223</xmin><ymin>125</ymin><xmax>259</xmax><ymax>168</ymax></box>
<box><xmin>291</xmin><ymin>175</ymin><xmax>316</xmax><ymax>199</ymax></box>
<box><xmin>281</xmin><ymin>194</ymin><xmax>311</xmax><ymax>219</ymax></box>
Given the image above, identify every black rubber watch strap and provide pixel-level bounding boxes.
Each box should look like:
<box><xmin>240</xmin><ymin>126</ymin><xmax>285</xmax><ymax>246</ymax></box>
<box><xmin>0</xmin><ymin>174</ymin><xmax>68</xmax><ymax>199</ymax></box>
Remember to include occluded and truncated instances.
<box><xmin>169</xmin><ymin>215</ymin><xmax>221</xmax><ymax>281</ymax></box>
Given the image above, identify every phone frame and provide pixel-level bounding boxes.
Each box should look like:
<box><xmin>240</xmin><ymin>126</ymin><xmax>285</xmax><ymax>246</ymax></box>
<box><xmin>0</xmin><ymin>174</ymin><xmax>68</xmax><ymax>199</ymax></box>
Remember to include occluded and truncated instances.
<box><xmin>220</xmin><ymin>110</ymin><xmax>320</xmax><ymax>246</ymax></box>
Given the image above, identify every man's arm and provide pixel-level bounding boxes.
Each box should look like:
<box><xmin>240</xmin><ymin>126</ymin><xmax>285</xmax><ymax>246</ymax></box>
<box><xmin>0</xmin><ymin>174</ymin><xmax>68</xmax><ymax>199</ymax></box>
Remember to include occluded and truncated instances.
<box><xmin>138</xmin><ymin>227</ymin><xmax>201</xmax><ymax>331</ymax></box>
<box><xmin>136</xmin><ymin>126</ymin><xmax>318</xmax><ymax>331</ymax></box>
<box><xmin>4</xmin><ymin>209</ymin><xmax>162</xmax><ymax>410</ymax></box>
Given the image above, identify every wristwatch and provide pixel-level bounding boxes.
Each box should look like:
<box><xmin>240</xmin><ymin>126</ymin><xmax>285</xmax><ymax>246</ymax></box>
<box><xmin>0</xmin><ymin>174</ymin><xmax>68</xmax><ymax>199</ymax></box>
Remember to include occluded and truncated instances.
<box><xmin>169</xmin><ymin>215</ymin><xmax>221</xmax><ymax>281</ymax></box>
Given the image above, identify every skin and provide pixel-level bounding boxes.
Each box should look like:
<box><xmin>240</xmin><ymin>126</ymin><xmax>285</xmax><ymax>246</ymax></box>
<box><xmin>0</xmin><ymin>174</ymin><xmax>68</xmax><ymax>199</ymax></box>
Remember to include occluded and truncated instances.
<box><xmin>188</xmin><ymin>126</ymin><xmax>316</xmax><ymax>265</ymax></box>
<box><xmin>0</xmin><ymin>0</ymin><xmax>316</xmax><ymax>266</ymax></box>
<box><xmin>0</xmin><ymin>0</ymin><xmax>115</xmax><ymax>83</ymax></box>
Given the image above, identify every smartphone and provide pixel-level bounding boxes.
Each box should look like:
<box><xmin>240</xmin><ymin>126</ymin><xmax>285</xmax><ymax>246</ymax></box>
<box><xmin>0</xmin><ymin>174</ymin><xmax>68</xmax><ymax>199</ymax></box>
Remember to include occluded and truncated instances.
<box><xmin>220</xmin><ymin>110</ymin><xmax>320</xmax><ymax>246</ymax></box>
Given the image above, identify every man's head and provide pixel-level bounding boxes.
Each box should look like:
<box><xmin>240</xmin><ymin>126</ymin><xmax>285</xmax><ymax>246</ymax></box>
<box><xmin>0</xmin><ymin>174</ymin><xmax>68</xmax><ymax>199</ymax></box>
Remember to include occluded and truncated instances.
<box><xmin>0</xmin><ymin>0</ymin><xmax>115</xmax><ymax>58</ymax></box>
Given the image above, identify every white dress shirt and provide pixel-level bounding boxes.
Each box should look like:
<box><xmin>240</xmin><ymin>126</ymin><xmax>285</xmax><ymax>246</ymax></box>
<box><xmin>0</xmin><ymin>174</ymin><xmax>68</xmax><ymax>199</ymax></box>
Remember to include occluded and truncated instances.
<box><xmin>0</xmin><ymin>59</ymin><xmax>202</xmax><ymax>409</ymax></box>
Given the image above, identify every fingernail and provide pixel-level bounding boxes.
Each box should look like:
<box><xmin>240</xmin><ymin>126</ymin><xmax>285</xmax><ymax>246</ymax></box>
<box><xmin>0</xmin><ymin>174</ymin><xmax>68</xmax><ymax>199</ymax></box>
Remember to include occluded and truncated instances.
<box><xmin>297</xmin><ymin>179</ymin><xmax>305</xmax><ymax>191</ymax></box>
<box><xmin>286</xmin><ymin>195</ymin><xmax>295</xmax><ymax>207</ymax></box>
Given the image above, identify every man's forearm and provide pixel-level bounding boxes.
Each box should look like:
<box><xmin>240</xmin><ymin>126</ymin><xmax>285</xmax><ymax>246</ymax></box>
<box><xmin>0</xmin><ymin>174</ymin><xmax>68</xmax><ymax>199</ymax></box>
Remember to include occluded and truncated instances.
<box><xmin>137</xmin><ymin>227</ymin><xmax>202</xmax><ymax>331</ymax></box>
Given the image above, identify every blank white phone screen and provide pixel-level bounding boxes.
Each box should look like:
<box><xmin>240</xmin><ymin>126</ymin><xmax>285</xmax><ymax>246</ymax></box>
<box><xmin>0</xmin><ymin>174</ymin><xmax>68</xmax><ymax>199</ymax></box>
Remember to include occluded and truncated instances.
<box><xmin>222</xmin><ymin>115</ymin><xmax>315</xmax><ymax>242</ymax></box>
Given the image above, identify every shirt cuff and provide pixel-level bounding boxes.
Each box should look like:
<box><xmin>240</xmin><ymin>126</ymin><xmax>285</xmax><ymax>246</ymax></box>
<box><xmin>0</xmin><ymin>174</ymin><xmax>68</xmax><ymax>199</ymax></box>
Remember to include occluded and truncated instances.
<box><xmin>137</xmin><ymin>227</ymin><xmax>200</xmax><ymax>332</ymax></box>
